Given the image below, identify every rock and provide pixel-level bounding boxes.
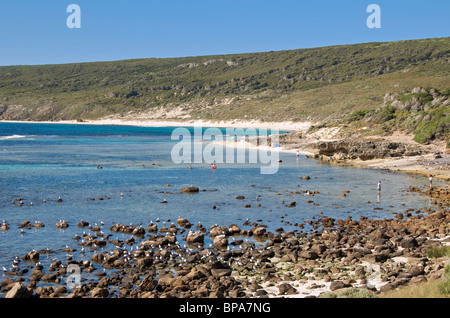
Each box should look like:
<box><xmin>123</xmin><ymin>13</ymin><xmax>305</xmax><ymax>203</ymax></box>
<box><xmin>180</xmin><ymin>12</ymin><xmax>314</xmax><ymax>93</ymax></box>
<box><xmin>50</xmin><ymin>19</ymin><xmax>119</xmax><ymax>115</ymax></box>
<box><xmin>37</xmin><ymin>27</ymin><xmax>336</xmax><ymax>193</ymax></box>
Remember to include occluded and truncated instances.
<box><xmin>311</xmin><ymin>244</ymin><xmax>327</xmax><ymax>255</ymax></box>
<box><xmin>288</xmin><ymin>201</ymin><xmax>296</xmax><ymax>207</ymax></box>
<box><xmin>77</xmin><ymin>220</ymin><xmax>89</xmax><ymax>227</ymax></box>
<box><xmin>408</xmin><ymin>265</ymin><xmax>425</xmax><ymax>277</ymax></box>
<box><xmin>23</xmin><ymin>251</ymin><xmax>40</xmax><ymax>261</ymax></box>
<box><xmin>278</xmin><ymin>283</ymin><xmax>297</xmax><ymax>295</ymax></box>
<box><xmin>186</xmin><ymin>231</ymin><xmax>204</xmax><ymax>244</ymax></box>
<box><xmin>252</xmin><ymin>226</ymin><xmax>266</xmax><ymax>237</ymax></box>
<box><xmin>329</xmin><ymin>281</ymin><xmax>346</xmax><ymax>291</ymax></box>
<box><xmin>212</xmin><ymin>235</ymin><xmax>228</xmax><ymax>249</ymax></box>
<box><xmin>186</xmin><ymin>268</ymin><xmax>206</xmax><ymax>280</ymax></box>
<box><xmin>5</xmin><ymin>283</ymin><xmax>33</xmax><ymax>298</ymax></box>
<box><xmin>19</xmin><ymin>221</ymin><xmax>31</xmax><ymax>228</ymax></box>
<box><xmin>176</xmin><ymin>217</ymin><xmax>190</xmax><ymax>227</ymax></box>
<box><xmin>181</xmin><ymin>187</ymin><xmax>199</xmax><ymax>193</ymax></box>
<box><xmin>132</xmin><ymin>227</ymin><xmax>145</xmax><ymax>236</ymax></box>
<box><xmin>146</xmin><ymin>223</ymin><xmax>158</xmax><ymax>232</ymax></box>
<box><xmin>236</xmin><ymin>196</ymin><xmax>245</xmax><ymax>200</ymax></box>
<box><xmin>137</xmin><ymin>257</ymin><xmax>153</xmax><ymax>269</ymax></box>
<box><xmin>228</xmin><ymin>224</ymin><xmax>241</xmax><ymax>235</ymax></box>
<box><xmin>300</xmin><ymin>176</ymin><xmax>311</xmax><ymax>180</ymax></box>
<box><xmin>138</xmin><ymin>272</ymin><xmax>157</xmax><ymax>292</ymax></box>
<box><xmin>91</xmin><ymin>253</ymin><xmax>104</xmax><ymax>263</ymax></box>
<box><xmin>209</xmin><ymin>225</ymin><xmax>229</xmax><ymax>238</ymax></box>
<box><xmin>56</xmin><ymin>220</ymin><xmax>69</xmax><ymax>228</ymax></box>
<box><xmin>400</xmin><ymin>237</ymin><xmax>418</xmax><ymax>248</ymax></box>
<box><xmin>211</xmin><ymin>268</ymin><xmax>232</xmax><ymax>277</ymax></box>
<box><xmin>316</xmin><ymin>139</ymin><xmax>425</xmax><ymax>161</ymax></box>
<box><xmin>299</xmin><ymin>250</ymin><xmax>319</xmax><ymax>260</ymax></box>
<box><xmin>364</xmin><ymin>253</ymin><xmax>389</xmax><ymax>263</ymax></box>
<box><xmin>90</xmin><ymin>287</ymin><xmax>109</xmax><ymax>298</ymax></box>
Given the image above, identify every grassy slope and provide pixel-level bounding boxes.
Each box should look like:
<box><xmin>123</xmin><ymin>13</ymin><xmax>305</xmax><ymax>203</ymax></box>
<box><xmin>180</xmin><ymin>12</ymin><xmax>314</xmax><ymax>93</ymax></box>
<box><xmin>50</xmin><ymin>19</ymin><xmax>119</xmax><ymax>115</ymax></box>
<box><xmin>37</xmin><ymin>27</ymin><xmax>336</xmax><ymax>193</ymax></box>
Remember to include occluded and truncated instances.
<box><xmin>0</xmin><ymin>37</ymin><xmax>449</xmax><ymax>122</ymax></box>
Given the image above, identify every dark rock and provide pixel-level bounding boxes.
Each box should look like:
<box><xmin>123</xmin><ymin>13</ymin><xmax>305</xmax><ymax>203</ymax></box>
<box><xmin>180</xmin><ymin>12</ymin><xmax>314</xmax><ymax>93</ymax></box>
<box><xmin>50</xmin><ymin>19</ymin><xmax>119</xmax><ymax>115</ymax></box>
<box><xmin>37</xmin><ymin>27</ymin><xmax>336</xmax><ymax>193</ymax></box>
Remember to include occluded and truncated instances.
<box><xmin>181</xmin><ymin>187</ymin><xmax>199</xmax><ymax>193</ymax></box>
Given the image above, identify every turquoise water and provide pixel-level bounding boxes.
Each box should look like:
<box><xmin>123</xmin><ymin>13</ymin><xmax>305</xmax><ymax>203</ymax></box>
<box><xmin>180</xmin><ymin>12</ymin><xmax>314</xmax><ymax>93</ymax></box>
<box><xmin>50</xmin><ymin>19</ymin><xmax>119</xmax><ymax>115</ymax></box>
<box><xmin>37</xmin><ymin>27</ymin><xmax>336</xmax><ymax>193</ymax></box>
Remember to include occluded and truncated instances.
<box><xmin>0</xmin><ymin>122</ymin><xmax>439</xmax><ymax>289</ymax></box>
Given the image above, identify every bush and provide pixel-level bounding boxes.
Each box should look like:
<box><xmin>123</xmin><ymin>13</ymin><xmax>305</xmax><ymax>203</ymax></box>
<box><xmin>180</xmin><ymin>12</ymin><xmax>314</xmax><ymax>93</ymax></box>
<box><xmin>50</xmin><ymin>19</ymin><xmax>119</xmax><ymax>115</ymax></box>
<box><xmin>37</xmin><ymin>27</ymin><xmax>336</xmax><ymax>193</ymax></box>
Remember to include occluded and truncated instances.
<box><xmin>426</xmin><ymin>246</ymin><xmax>450</xmax><ymax>258</ymax></box>
<box><xmin>437</xmin><ymin>265</ymin><xmax>450</xmax><ymax>296</ymax></box>
<box><xmin>413</xmin><ymin>108</ymin><xmax>450</xmax><ymax>143</ymax></box>
<box><xmin>319</xmin><ymin>288</ymin><xmax>377</xmax><ymax>298</ymax></box>
<box><xmin>346</xmin><ymin>109</ymin><xmax>373</xmax><ymax>122</ymax></box>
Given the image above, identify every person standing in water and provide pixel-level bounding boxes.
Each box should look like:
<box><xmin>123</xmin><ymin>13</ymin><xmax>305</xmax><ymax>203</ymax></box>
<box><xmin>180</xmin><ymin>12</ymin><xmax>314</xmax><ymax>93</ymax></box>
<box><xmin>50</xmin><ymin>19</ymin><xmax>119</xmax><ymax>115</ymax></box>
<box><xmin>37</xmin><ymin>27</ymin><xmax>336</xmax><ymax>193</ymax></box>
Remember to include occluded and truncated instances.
<box><xmin>429</xmin><ymin>175</ymin><xmax>433</xmax><ymax>189</ymax></box>
<box><xmin>377</xmin><ymin>181</ymin><xmax>381</xmax><ymax>193</ymax></box>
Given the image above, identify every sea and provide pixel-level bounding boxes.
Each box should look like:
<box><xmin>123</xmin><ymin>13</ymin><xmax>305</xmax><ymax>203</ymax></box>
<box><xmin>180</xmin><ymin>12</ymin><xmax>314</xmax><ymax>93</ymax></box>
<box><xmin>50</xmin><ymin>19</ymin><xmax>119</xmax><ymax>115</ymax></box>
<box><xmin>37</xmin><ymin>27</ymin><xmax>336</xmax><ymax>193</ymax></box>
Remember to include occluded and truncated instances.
<box><xmin>0</xmin><ymin>122</ymin><xmax>441</xmax><ymax>293</ymax></box>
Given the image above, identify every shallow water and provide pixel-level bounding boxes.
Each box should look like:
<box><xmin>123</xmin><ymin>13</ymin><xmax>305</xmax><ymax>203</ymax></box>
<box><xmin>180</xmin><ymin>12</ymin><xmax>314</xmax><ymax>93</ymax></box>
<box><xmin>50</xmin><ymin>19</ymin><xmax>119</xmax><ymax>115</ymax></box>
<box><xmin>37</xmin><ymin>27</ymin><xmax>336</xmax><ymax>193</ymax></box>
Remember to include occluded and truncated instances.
<box><xmin>0</xmin><ymin>122</ymin><xmax>441</xmax><ymax>293</ymax></box>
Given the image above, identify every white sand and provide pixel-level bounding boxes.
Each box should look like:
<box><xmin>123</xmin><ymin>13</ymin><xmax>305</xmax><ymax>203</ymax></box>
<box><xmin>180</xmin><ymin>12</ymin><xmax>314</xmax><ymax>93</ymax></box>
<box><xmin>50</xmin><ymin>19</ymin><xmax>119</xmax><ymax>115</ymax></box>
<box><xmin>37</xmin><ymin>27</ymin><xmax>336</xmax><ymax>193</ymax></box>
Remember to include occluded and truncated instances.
<box><xmin>0</xmin><ymin>118</ymin><xmax>311</xmax><ymax>132</ymax></box>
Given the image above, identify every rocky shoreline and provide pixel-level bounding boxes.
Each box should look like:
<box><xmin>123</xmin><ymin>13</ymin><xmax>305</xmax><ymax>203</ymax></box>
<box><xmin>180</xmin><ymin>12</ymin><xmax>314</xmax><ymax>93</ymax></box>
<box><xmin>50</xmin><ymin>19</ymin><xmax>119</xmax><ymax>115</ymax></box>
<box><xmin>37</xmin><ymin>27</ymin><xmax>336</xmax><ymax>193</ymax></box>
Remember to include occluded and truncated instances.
<box><xmin>1</xmin><ymin>187</ymin><xmax>449</xmax><ymax>299</ymax></box>
<box><xmin>269</xmin><ymin>131</ymin><xmax>450</xmax><ymax>180</ymax></box>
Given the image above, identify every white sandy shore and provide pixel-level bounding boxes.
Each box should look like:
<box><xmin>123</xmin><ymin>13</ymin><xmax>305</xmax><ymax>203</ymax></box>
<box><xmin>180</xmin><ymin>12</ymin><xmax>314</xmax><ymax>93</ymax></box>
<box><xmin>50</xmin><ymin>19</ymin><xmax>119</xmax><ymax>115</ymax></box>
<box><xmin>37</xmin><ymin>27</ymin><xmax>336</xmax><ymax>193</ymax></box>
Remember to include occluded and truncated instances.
<box><xmin>2</xmin><ymin>118</ymin><xmax>448</xmax><ymax>179</ymax></box>
<box><xmin>0</xmin><ymin>118</ymin><xmax>311</xmax><ymax>132</ymax></box>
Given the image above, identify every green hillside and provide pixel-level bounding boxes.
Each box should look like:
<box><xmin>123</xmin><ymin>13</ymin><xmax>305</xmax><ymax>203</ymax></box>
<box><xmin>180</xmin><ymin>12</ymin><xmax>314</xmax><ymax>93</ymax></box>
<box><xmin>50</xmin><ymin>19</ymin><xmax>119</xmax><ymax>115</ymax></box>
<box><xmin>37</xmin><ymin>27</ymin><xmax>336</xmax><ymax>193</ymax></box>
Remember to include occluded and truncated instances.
<box><xmin>0</xmin><ymin>37</ymin><xmax>449</xmax><ymax>122</ymax></box>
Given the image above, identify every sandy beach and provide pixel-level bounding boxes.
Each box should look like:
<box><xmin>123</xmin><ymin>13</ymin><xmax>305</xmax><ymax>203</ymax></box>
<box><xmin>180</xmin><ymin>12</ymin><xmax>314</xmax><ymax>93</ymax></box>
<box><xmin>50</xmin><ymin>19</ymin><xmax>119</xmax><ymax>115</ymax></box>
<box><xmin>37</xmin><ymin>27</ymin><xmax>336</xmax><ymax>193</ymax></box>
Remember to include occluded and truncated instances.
<box><xmin>0</xmin><ymin>118</ymin><xmax>311</xmax><ymax>132</ymax></box>
<box><xmin>2</xmin><ymin>118</ymin><xmax>449</xmax><ymax>180</ymax></box>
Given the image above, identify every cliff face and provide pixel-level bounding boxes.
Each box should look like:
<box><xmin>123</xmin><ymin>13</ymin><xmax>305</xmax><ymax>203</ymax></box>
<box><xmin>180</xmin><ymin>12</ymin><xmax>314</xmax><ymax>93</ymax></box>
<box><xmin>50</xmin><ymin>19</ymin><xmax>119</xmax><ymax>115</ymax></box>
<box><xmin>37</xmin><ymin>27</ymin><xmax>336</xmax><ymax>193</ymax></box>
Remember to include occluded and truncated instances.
<box><xmin>315</xmin><ymin>139</ymin><xmax>425</xmax><ymax>160</ymax></box>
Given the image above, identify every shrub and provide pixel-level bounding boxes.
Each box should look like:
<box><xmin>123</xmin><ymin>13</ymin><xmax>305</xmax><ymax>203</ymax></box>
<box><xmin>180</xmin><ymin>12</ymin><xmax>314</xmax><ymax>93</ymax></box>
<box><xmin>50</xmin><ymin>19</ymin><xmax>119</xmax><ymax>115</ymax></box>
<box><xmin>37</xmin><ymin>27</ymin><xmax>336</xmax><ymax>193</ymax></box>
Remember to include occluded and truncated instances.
<box><xmin>426</xmin><ymin>246</ymin><xmax>450</xmax><ymax>258</ymax></box>
<box><xmin>346</xmin><ymin>109</ymin><xmax>373</xmax><ymax>122</ymax></box>
<box><xmin>319</xmin><ymin>288</ymin><xmax>377</xmax><ymax>298</ymax></box>
<box><xmin>413</xmin><ymin>108</ymin><xmax>450</xmax><ymax>143</ymax></box>
<box><xmin>437</xmin><ymin>265</ymin><xmax>450</xmax><ymax>296</ymax></box>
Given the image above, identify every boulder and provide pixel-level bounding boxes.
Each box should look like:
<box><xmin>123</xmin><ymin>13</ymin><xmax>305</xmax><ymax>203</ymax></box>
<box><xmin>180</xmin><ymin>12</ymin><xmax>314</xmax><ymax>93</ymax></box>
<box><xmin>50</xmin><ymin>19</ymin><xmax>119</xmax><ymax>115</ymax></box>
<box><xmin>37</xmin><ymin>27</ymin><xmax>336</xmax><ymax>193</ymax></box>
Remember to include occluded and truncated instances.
<box><xmin>299</xmin><ymin>250</ymin><xmax>319</xmax><ymax>260</ymax></box>
<box><xmin>90</xmin><ymin>287</ymin><xmax>109</xmax><ymax>298</ymax></box>
<box><xmin>56</xmin><ymin>220</ymin><xmax>69</xmax><ymax>228</ymax></box>
<box><xmin>181</xmin><ymin>187</ymin><xmax>199</xmax><ymax>193</ymax></box>
<box><xmin>5</xmin><ymin>283</ymin><xmax>33</xmax><ymax>298</ymax></box>
<box><xmin>252</xmin><ymin>226</ymin><xmax>267</xmax><ymax>237</ymax></box>
<box><xmin>91</xmin><ymin>253</ymin><xmax>104</xmax><ymax>263</ymax></box>
<box><xmin>138</xmin><ymin>272</ymin><xmax>157</xmax><ymax>292</ymax></box>
<box><xmin>212</xmin><ymin>235</ymin><xmax>228</xmax><ymax>249</ymax></box>
<box><xmin>176</xmin><ymin>217</ymin><xmax>190</xmax><ymax>227</ymax></box>
<box><xmin>186</xmin><ymin>231</ymin><xmax>204</xmax><ymax>244</ymax></box>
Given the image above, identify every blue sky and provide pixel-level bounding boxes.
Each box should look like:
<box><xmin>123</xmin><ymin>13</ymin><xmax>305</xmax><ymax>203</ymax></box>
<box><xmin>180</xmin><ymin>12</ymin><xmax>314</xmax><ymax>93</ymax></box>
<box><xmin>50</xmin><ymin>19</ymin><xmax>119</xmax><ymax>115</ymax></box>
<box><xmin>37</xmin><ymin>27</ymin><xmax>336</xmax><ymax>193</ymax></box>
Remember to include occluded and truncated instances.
<box><xmin>0</xmin><ymin>0</ymin><xmax>449</xmax><ymax>66</ymax></box>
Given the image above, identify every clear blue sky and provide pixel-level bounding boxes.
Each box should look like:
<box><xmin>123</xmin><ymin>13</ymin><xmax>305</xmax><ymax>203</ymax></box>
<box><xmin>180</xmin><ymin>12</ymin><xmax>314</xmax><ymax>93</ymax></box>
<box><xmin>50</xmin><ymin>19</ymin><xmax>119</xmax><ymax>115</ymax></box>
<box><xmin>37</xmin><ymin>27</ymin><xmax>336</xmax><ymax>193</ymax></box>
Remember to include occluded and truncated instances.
<box><xmin>0</xmin><ymin>0</ymin><xmax>449</xmax><ymax>66</ymax></box>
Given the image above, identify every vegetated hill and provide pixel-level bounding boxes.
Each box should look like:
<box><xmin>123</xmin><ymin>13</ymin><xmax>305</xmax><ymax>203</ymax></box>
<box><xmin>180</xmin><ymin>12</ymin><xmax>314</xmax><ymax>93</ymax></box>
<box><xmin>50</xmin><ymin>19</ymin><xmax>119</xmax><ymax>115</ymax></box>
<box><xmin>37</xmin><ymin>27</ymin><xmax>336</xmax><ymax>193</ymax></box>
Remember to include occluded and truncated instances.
<box><xmin>313</xmin><ymin>86</ymin><xmax>449</xmax><ymax>145</ymax></box>
<box><xmin>0</xmin><ymin>37</ymin><xmax>449</xmax><ymax>123</ymax></box>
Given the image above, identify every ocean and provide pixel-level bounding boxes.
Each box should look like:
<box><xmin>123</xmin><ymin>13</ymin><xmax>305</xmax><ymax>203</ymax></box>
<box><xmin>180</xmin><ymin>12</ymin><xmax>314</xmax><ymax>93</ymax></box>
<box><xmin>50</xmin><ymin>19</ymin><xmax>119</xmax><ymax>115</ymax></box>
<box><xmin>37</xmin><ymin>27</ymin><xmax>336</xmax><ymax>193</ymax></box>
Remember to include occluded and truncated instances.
<box><xmin>0</xmin><ymin>122</ymin><xmax>438</xmax><ymax>292</ymax></box>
